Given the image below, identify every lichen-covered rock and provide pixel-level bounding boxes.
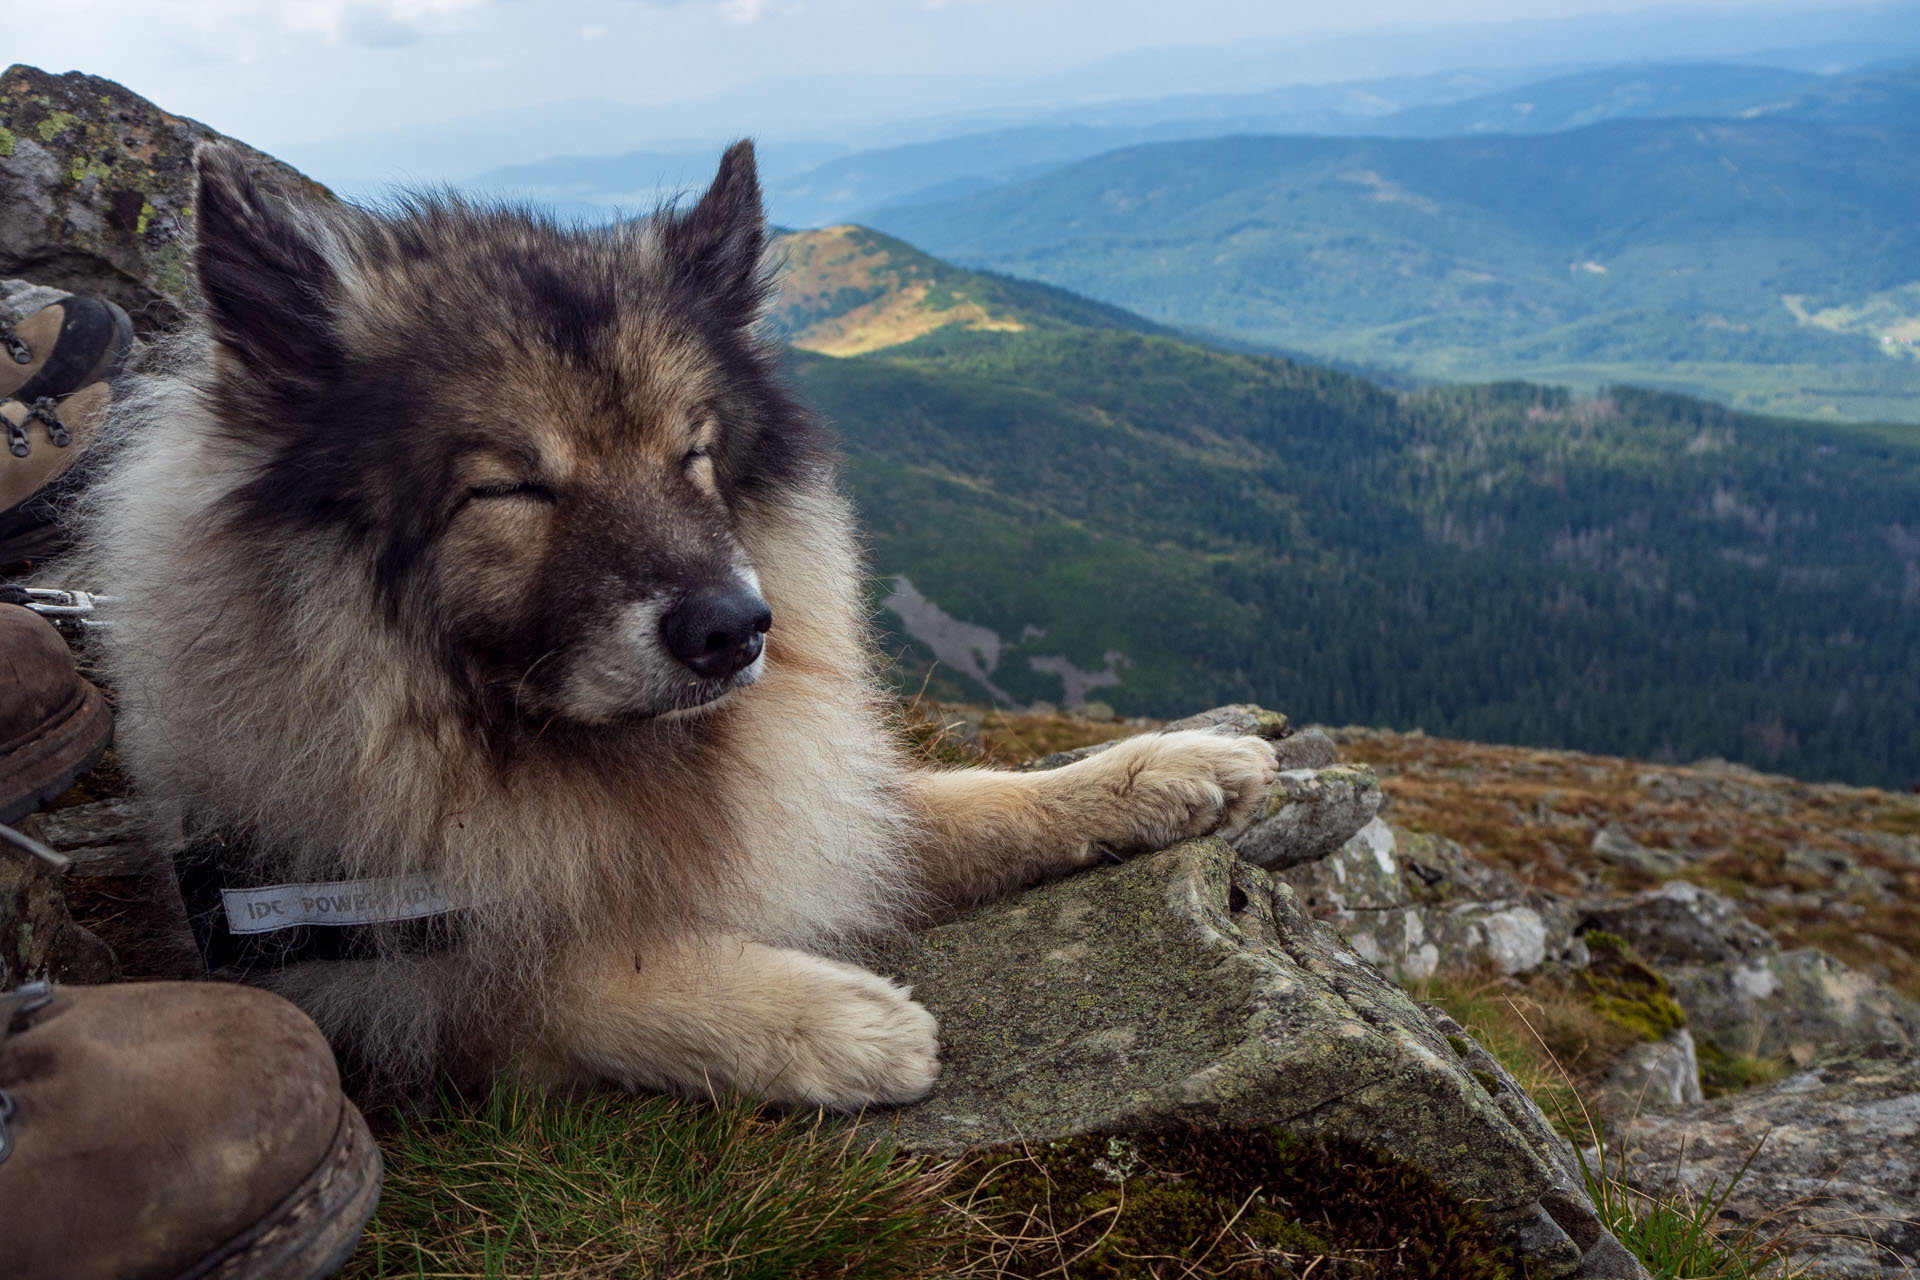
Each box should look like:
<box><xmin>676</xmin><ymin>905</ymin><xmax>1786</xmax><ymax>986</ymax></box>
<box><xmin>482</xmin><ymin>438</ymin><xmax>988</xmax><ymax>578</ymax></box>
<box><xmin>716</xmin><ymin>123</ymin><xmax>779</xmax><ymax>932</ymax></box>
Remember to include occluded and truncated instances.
<box><xmin>1576</xmin><ymin>881</ymin><xmax>1776</xmax><ymax>968</ymax></box>
<box><xmin>1620</xmin><ymin>1044</ymin><xmax>1920</xmax><ymax>1278</ymax></box>
<box><xmin>1232</xmin><ymin>763</ymin><xmax>1382</xmax><ymax>870</ymax></box>
<box><xmin>0</xmin><ymin>65</ymin><xmax>326</xmax><ymax>332</ymax></box>
<box><xmin>1666</xmin><ymin>948</ymin><xmax>1920</xmax><ymax>1064</ymax></box>
<box><xmin>880</xmin><ymin>837</ymin><xmax>1647</xmax><ymax>1278</ymax></box>
<box><xmin>1283</xmin><ymin>822</ymin><xmax>1588</xmax><ymax>982</ymax></box>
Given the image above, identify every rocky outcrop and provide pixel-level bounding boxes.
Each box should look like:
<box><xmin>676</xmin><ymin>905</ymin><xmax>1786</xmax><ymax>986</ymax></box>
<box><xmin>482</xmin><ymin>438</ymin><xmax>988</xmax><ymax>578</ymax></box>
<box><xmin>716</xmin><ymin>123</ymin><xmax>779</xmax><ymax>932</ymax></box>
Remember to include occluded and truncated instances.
<box><xmin>0</xmin><ymin>65</ymin><xmax>325</xmax><ymax>333</ymax></box>
<box><xmin>1280</xmin><ymin>819</ymin><xmax>1590</xmax><ymax>983</ymax></box>
<box><xmin>882</xmin><ymin>837</ymin><xmax>1647</xmax><ymax>1278</ymax></box>
<box><xmin>1620</xmin><ymin>1043</ymin><xmax>1920</xmax><ymax>1278</ymax></box>
<box><xmin>1666</xmin><ymin>948</ymin><xmax>1920</xmax><ymax>1065</ymax></box>
<box><xmin>1575</xmin><ymin>880</ymin><xmax>1778</xmax><ymax>968</ymax></box>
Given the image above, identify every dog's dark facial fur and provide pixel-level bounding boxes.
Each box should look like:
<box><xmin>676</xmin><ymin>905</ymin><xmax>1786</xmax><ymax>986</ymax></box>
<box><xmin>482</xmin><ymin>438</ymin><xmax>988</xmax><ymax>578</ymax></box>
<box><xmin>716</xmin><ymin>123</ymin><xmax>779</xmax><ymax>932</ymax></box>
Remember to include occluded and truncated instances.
<box><xmin>191</xmin><ymin>142</ymin><xmax>830</xmax><ymax>732</ymax></box>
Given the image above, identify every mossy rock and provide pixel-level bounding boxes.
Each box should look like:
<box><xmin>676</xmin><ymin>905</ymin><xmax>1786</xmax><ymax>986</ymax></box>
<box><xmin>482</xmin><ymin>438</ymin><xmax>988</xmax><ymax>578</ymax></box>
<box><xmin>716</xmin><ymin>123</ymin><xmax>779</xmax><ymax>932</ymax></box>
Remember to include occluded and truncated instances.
<box><xmin>878</xmin><ymin>838</ymin><xmax>1648</xmax><ymax>1278</ymax></box>
<box><xmin>975</xmin><ymin>1126</ymin><xmax>1522</xmax><ymax>1278</ymax></box>
<box><xmin>0</xmin><ymin>64</ymin><xmax>328</xmax><ymax>331</ymax></box>
<box><xmin>1579</xmin><ymin>940</ymin><xmax>1686</xmax><ymax>1043</ymax></box>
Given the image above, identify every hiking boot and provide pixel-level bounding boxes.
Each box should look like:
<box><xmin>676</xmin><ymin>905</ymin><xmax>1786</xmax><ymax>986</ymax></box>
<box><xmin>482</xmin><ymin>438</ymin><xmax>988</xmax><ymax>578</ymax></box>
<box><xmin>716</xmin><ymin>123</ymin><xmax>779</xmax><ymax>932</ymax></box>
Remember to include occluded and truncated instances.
<box><xmin>0</xmin><ymin>980</ymin><xmax>383</xmax><ymax>1280</ymax></box>
<box><xmin>0</xmin><ymin>295</ymin><xmax>133</xmax><ymax>405</ymax></box>
<box><xmin>1</xmin><ymin>380</ymin><xmax>113</xmax><ymax>568</ymax></box>
<box><xmin>0</xmin><ymin>603</ymin><xmax>113</xmax><ymax>825</ymax></box>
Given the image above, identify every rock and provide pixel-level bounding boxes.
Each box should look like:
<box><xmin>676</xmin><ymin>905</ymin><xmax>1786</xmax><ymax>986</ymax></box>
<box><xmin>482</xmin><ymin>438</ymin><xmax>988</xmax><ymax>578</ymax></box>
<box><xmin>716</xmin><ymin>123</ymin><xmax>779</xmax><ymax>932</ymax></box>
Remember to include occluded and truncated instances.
<box><xmin>1666</xmin><ymin>948</ymin><xmax>1920</xmax><ymax>1064</ymax></box>
<box><xmin>1283</xmin><ymin>823</ymin><xmax>1588</xmax><ymax>983</ymax></box>
<box><xmin>1576</xmin><ymin>881</ymin><xmax>1776</xmax><ymax>967</ymax></box>
<box><xmin>1026</xmin><ymin>702</ymin><xmax>1291</xmax><ymax>770</ymax></box>
<box><xmin>1272</xmin><ymin>725</ymin><xmax>1338</xmax><ymax>770</ymax></box>
<box><xmin>1596</xmin><ymin>1029</ymin><xmax>1703</xmax><ymax>1122</ymax></box>
<box><xmin>1590</xmin><ymin>822</ymin><xmax>1684</xmax><ymax>875</ymax></box>
<box><xmin>1160</xmin><ymin>703</ymin><xmax>1291</xmax><ymax>739</ymax></box>
<box><xmin>0</xmin><ymin>65</ymin><xmax>327</xmax><ymax>333</ymax></box>
<box><xmin>880</xmin><ymin>837</ymin><xmax>1647</xmax><ymax>1278</ymax></box>
<box><xmin>1</xmin><ymin>834</ymin><xmax>117</xmax><ymax>988</ymax></box>
<box><xmin>1232</xmin><ymin>763</ymin><xmax>1382</xmax><ymax>870</ymax></box>
<box><xmin>1620</xmin><ymin>1044</ymin><xmax>1920</xmax><ymax>1278</ymax></box>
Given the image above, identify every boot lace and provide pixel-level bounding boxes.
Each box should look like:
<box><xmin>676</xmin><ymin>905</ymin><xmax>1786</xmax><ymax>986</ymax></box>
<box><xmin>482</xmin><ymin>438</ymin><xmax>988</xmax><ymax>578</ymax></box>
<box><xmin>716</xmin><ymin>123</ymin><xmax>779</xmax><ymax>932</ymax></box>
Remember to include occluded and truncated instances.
<box><xmin>2</xmin><ymin>327</ymin><xmax>29</xmax><ymax>366</ymax></box>
<box><xmin>0</xmin><ymin>980</ymin><xmax>55</xmax><ymax>1165</ymax></box>
<box><xmin>7</xmin><ymin>398</ymin><xmax>69</xmax><ymax>457</ymax></box>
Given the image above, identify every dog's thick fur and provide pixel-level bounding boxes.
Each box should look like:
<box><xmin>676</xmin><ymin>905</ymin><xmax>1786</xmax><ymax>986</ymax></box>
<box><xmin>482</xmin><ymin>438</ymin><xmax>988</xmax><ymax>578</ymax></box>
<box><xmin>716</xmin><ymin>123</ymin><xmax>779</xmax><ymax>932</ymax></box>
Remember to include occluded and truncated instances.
<box><xmin>77</xmin><ymin>141</ymin><xmax>1279</xmax><ymax>1109</ymax></box>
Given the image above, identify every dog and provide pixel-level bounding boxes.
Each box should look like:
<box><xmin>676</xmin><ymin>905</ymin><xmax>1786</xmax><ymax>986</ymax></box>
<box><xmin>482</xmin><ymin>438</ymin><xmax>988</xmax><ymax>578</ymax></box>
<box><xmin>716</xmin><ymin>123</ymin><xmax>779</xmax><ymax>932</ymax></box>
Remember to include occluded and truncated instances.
<box><xmin>76</xmin><ymin>141</ymin><xmax>1279</xmax><ymax>1109</ymax></box>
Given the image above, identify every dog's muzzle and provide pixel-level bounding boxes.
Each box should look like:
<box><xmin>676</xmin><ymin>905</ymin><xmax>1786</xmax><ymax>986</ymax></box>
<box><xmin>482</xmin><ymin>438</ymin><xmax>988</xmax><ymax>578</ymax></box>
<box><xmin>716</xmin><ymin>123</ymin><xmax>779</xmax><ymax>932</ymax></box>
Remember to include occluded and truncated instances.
<box><xmin>661</xmin><ymin>582</ymin><xmax>772</xmax><ymax>680</ymax></box>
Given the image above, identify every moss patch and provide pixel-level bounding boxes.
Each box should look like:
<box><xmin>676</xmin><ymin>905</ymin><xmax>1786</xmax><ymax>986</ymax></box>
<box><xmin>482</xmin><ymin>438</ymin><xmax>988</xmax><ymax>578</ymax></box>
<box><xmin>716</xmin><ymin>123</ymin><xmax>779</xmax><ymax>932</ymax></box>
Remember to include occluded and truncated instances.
<box><xmin>1579</xmin><ymin>939</ymin><xmax>1686</xmax><ymax>1043</ymax></box>
<box><xmin>973</xmin><ymin>1126</ymin><xmax>1523</xmax><ymax>1278</ymax></box>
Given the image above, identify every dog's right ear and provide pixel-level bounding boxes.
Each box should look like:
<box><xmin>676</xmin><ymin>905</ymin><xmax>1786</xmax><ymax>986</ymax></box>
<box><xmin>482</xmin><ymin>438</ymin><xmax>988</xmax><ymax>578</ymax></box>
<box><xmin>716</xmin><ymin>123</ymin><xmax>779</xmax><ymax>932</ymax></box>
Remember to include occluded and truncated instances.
<box><xmin>194</xmin><ymin>143</ymin><xmax>344</xmax><ymax>389</ymax></box>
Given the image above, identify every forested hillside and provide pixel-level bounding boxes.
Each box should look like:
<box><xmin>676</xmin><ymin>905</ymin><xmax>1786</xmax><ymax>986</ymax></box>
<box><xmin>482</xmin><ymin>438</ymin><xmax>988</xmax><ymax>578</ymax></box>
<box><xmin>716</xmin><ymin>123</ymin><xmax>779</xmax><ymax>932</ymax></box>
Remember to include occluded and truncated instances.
<box><xmin>790</xmin><ymin>329</ymin><xmax>1920</xmax><ymax>788</ymax></box>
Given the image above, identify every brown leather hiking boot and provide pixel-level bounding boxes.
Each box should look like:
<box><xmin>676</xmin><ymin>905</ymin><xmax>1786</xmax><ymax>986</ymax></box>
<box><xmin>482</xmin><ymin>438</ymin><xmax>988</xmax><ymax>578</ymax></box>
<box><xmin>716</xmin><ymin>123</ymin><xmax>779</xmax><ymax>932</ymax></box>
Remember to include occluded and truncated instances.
<box><xmin>0</xmin><ymin>603</ymin><xmax>113</xmax><ymax>825</ymax></box>
<box><xmin>0</xmin><ymin>980</ymin><xmax>382</xmax><ymax>1280</ymax></box>
<box><xmin>0</xmin><ymin>296</ymin><xmax>132</xmax><ymax>404</ymax></box>
<box><xmin>2</xmin><ymin>381</ymin><xmax>114</xmax><ymax>568</ymax></box>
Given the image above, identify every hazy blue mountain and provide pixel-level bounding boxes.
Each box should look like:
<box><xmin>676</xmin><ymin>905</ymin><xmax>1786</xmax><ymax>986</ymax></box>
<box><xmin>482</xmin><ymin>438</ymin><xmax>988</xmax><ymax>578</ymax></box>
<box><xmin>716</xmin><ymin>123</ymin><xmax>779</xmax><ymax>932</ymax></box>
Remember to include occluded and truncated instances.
<box><xmin>766</xmin><ymin>59</ymin><xmax>1918</xmax><ymax>228</ymax></box>
<box><xmin>865</xmin><ymin>118</ymin><xmax>1920</xmax><ymax>423</ymax></box>
<box><xmin>1379</xmin><ymin>63</ymin><xmax>1821</xmax><ymax>134</ymax></box>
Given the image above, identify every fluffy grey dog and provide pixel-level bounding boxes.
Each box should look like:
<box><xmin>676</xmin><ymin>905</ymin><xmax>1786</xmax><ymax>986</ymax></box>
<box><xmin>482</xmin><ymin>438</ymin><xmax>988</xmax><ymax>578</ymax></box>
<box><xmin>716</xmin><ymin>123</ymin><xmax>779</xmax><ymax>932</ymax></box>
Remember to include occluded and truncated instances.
<box><xmin>77</xmin><ymin>141</ymin><xmax>1278</xmax><ymax>1107</ymax></box>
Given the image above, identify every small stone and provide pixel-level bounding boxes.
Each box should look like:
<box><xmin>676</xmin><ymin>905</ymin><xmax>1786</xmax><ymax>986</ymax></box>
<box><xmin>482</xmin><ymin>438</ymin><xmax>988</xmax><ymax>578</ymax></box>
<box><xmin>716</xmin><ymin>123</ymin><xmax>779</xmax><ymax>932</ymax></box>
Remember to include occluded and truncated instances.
<box><xmin>1233</xmin><ymin>764</ymin><xmax>1382</xmax><ymax>870</ymax></box>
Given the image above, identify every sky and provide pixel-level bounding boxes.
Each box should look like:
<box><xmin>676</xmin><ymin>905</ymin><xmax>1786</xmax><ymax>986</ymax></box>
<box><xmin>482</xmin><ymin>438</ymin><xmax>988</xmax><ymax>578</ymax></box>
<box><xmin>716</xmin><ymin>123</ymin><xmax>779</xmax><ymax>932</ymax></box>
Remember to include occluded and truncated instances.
<box><xmin>10</xmin><ymin>0</ymin><xmax>1910</xmax><ymax>176</ymax></box>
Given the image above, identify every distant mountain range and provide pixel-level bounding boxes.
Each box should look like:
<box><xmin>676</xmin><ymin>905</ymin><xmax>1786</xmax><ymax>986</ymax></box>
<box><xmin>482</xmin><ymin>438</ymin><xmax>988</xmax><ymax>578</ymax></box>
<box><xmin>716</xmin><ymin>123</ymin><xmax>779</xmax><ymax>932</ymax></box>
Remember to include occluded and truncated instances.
<box><xmin>764</xmin><ymin>232</ymin><xmax>1920</xmax><ymax>788</ymax></box>
<box><xmin>450</xmin><ymin>59</ymin><xmax>1920</xmax><ymax>229</ymax></box>
<box><xmin>865</xmin><ymin>112</ymin><xmax>1920</xmax><ymax>423</ymax></box>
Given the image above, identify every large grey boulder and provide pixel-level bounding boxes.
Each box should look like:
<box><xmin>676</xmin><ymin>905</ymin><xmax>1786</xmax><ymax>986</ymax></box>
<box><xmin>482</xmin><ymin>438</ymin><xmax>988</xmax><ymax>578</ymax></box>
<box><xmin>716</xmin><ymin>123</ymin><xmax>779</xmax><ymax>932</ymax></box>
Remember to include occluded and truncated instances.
<box><xmin>0</xmin><ymin>65</ymin><xmax>325</xmax><ymax>333</ymax></box>
<box><xmin>1620</xmin><ymin>1044</ymin><xmax>1920</xmax><ymax>1278</ymax></box>
<box><xmin>1665</xmin><ymin>948</ymin><xmax>1920</xmax><ymax>1064</ymax></box>
<box><xmin>881</xmin><ymin>837</ymin><xmax>1647</xmax><ymax>1278</ymax></box>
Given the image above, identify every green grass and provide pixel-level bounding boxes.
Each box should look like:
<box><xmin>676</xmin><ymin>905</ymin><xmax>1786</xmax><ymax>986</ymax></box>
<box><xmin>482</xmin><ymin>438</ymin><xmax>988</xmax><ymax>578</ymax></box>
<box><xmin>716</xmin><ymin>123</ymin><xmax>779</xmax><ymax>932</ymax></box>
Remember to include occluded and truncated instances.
<box><xmin>343</xmin><ymin>1083</ymin><xmax>976</xmax><ymax>1279</ymax></box>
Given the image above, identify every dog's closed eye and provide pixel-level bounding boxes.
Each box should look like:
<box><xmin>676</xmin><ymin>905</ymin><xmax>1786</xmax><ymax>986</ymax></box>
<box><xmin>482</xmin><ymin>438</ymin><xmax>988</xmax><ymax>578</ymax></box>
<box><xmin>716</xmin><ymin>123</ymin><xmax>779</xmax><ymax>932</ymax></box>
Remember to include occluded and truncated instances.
<box><xmin>465</xmin><ymin>482</ymin><xmax>555</xmax><ymax>505</ymax></box>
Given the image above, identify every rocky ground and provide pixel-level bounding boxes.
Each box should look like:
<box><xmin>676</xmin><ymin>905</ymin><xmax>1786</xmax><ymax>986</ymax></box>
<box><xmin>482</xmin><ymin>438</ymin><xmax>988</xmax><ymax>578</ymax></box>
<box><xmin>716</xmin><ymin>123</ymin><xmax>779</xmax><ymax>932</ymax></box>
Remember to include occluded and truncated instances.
<box><xmin>906</xmin><ymin>702</ymin><xmax>1920</xmax><ymax>1277</ymax></box>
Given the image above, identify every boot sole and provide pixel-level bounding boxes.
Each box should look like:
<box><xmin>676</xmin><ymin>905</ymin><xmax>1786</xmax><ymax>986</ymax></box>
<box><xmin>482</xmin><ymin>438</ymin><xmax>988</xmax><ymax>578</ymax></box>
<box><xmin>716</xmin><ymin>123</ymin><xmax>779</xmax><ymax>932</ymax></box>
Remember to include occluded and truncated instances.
<box><xmin>0</xmin><ymin>672</ymin><xmax>113</xmax><ymax>825</ymax></box>
<box><xmin>177</xmin><ymin>1097</ymin><xmax>383</xmax><ymax>1280</ymax></box>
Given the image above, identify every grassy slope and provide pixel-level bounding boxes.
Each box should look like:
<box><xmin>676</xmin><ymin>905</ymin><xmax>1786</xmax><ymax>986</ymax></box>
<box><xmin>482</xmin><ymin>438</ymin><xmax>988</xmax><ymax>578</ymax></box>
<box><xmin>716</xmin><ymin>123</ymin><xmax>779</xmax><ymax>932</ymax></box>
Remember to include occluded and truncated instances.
<box><xmin>865</xmin><ymin>118</ymin><xmax>1920</xmax><ymax>423</ymax></box>
<box><xmin>769</xmin><ymin>224</ymin><xmax>1166</xmax><ymax>355</ymax></box>
<box><xmin>792</xmin><ymin>329</ymin><xmax>1920</xmax><ymax>788</ymax></box>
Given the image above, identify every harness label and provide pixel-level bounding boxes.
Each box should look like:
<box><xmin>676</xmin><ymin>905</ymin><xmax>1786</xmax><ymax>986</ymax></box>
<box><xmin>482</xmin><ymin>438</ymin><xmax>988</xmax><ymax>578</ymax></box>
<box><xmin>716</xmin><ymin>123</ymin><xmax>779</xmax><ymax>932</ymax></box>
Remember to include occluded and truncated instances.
<box><xmin>220</xmin><ymin>874</ymin><xmax>463</xmax><ymax>935</ymax></box>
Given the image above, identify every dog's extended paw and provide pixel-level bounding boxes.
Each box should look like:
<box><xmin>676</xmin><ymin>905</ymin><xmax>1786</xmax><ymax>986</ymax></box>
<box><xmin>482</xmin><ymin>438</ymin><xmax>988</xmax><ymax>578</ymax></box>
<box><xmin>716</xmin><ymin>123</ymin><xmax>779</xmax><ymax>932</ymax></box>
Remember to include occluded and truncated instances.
<box><xmin>1094</xmin><ymin>729</ymin><xmax>1281</xmax><ymax>851</ymax></box>
<box><xmin>761</xmin><ymin>959</ymin><xmax>941</xmax><ymax>1111</ymax></box>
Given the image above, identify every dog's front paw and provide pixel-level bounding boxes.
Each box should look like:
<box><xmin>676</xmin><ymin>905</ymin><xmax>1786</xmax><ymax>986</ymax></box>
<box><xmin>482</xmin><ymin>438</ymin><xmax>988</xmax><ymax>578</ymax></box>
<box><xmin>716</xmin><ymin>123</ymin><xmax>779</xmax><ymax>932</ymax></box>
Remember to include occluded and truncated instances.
<box><xmin>1095</xmin><ymin>729</ymin><xmax>1281</xmax><ymax>851</ymax></box>
<box><xmin>763</xmin><ymin>959</ymin><xmax>941</xmax><ymax>1111</ymax></box>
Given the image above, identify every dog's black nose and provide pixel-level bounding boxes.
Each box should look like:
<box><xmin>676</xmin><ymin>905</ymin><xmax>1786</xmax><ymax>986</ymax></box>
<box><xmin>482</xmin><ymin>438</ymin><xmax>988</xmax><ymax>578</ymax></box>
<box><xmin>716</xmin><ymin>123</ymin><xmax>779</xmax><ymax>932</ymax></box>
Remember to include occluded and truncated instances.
<box><xmin>663</xmin><ymin>583</ymin><xmax>772</xmax><ymax>680</ymax></box>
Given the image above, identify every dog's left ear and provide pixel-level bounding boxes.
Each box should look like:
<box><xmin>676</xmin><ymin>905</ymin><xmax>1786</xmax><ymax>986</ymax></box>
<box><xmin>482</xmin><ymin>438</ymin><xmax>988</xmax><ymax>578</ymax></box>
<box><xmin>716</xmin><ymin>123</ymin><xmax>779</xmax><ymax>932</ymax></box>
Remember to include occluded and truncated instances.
<box><xmin>667</xmin><ymin>140</ymin><xmax>767</xmax><ymax>322</ymax></box>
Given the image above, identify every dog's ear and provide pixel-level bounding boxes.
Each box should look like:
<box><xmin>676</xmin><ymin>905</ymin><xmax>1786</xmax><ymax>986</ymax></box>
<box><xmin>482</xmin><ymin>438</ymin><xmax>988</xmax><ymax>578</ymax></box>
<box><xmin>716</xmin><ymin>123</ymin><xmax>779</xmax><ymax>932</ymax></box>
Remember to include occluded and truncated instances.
<box><xmin>194</xmin><ymin>143</ymin><xmax>344</xmax><ymax>389</ymax></box>
<box><xmin>666</xmin><ymin>140</ymin><xmax>767</xmax><ymax>322</ymax></box>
